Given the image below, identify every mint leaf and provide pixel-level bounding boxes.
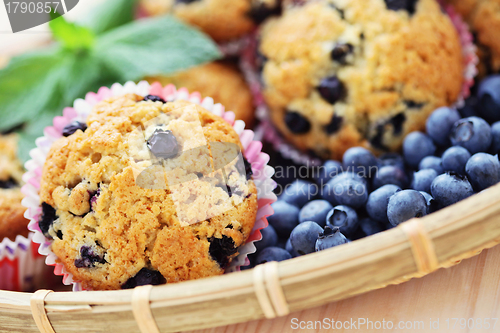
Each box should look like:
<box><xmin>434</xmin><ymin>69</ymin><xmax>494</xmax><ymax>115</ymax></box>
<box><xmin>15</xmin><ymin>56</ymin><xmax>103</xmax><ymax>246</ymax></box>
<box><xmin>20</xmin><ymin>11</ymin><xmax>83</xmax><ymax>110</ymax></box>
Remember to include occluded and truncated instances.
<box><xmin>0</xmin><ymin>49</ymin><xmax>67</xmax><ymax>132</ymax></box>
<box><xmin>78</xmin><ymin>0</ymin><xmax>137</xmax><ymax>35</ymax></box>
<box><xmin>95</xmin><ymin>16</ymin><xmax>222</xmax><ymax>81</ymax></box>
<box><xmin>49</xmin><ymin>13</ymin><xmax>95</xmax><ymax>51</ymax></box>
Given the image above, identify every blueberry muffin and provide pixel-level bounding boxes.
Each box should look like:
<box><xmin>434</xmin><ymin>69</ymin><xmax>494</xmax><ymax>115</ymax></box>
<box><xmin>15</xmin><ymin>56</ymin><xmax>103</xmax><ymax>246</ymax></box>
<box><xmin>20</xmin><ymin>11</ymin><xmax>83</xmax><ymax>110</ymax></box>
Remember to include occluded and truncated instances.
<box><xmin>141</xmin><ymin>0</ymin><xmax>282</xmax><ymax>42</ymax></box>
<box><xmin>0</xmin><ymin>134</ymin><xmax>29</xmax><ymax>241</ymax></box>
<box><xmin>38</xmin><ymin>94</ymin><xmax>258</xmax><ymax>290</ymax></box>
<box><xmin>444</xmin><ymin>0</ymin><xmax>500</xmax><ymax>75</ymax></box>
<box><xmin>258</xmin><ymin>0</ymin><xmax>463</xmax><ymax>160</ymax></box>
<box><xmin>146</xmin><ymin>62</ymin><xmax>255</xmax><ymax>126</ymax></box>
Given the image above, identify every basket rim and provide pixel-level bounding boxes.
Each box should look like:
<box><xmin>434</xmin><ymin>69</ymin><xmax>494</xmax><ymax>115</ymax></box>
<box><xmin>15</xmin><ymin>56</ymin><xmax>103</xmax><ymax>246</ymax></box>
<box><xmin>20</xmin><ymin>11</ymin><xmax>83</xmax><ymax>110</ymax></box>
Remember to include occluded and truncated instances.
<box><xmin>2</xmin><ymin>181</ymin><xmax>500</xmax><ymax>332</ymax></box>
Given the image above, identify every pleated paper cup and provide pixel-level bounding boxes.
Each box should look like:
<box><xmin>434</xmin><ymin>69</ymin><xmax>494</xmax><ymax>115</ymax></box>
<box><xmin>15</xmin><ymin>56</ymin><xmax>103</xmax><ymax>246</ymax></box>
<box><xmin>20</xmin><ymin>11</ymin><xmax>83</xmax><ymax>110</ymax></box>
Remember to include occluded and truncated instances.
<box><xmin>22</xmin><ymin>81</ymin><xmax>276</xmax><ymax>291</ymax></box>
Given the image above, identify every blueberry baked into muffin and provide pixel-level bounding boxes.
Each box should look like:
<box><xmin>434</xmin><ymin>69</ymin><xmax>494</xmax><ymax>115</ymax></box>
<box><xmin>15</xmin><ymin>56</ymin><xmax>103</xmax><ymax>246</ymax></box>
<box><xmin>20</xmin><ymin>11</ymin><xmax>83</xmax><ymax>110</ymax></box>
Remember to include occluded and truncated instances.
<box><xmin>146</xmin><ymin>62</ymin><xmax>255</xmax><ymax>126</ymax></box>
<box><xmin>258</xmin><ymin>0</ymin><xmax>463</xmax><ymax>160</ymax></box>
<box><xmin>38</xmin><ymin>94</ymin><xmax>258</xmax><ymax>290</ymax></box>
<box><xmin>141</xmin><ymin>0</ymin><xmax>282</xmax><ymax>42</ymax></box>
<box><xmin>444</xmin><ymin>0</ymin><xmax>500</xmax><ymax>75</ymax></box>
<box><xmin>0</xmin><ymin>134</ymin><xmax>29</xmax><ymax>241</ymax></box>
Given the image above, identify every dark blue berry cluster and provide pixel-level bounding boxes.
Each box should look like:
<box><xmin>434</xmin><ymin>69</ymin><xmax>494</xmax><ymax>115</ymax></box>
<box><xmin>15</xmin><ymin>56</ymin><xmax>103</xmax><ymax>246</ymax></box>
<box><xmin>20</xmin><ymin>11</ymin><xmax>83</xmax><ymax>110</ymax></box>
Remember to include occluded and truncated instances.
<box><xmin>249</xmin><ymin>75</ymin><xmax>500</xmax><ymax>267</ymax></box>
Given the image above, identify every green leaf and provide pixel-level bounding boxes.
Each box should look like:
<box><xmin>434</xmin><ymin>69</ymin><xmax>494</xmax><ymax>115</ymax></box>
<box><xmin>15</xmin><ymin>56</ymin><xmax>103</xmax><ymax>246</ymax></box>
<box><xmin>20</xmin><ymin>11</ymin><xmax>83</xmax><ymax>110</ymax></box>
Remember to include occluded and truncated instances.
<box><xmin>17</xmin><ymin>111</ymin><xmax>60</xmax><ymax>163</ymax></box>
<box><xmin>95</xmin><ymin>16</ymin><xmax>222</xmax><ymax>81</ymax></box>
<box><xmin>49</xmin><ymin>14</ymin><xmax>95</xmax><ymax>51</ymax></box>
<box><xmin>78</xmin><ymin>0</ymin><xmax>137</xmax><ymax>35</ymax></box>
<box><xmin>0</xmin><ymin>49</ymin><xmax>68</xmax><ymax>131</ymax></box>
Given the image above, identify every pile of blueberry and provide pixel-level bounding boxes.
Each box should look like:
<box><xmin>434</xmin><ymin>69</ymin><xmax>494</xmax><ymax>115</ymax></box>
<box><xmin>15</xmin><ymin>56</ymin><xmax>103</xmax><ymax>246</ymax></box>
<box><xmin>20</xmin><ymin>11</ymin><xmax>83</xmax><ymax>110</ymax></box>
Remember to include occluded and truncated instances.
<box><xmin>251</xmin><ymin>74</ymin><xmax>500</xmax><ymax>266</ymax></box>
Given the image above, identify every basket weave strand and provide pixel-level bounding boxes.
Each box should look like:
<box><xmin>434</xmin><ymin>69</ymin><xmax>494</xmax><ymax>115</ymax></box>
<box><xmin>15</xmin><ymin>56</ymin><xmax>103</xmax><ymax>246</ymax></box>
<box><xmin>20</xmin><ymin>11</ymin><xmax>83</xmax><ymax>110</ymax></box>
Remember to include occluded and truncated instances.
<box><xmin>253</xmin><ymin>261</ymin><xmax>290</xmax><ymax>319</ymax></box>
<box><xmin>30</xmin><ymin>290</ymin><xmax>55</xmax><ymax>333</ymax></box>
<box><xmin>401</xmin><ymin>220</ymin><xmax>439</xmax><ymax>274</ymax></box>
<box><xmin>132</xmin><ymin>285</ymin><xmax>160</xmax><ymax>333</ymax></box>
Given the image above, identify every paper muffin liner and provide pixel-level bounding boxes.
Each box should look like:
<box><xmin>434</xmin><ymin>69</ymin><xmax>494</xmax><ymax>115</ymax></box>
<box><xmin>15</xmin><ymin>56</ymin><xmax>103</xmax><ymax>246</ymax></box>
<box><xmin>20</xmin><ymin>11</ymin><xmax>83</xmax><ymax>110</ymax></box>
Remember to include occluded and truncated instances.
<box><xmin>0</xmin><ymin>233</ymin><xmax>55</xmax><ymax>291</ymax></box>
<box><xmin>240</xmin><ymin>2</ymin><xmax>479</xmax><ymax>166</ymax></box>
<box><xmin>22</xmin><ymin>81</ymin><xmax>276</xmax><ymax>291</ymax></box>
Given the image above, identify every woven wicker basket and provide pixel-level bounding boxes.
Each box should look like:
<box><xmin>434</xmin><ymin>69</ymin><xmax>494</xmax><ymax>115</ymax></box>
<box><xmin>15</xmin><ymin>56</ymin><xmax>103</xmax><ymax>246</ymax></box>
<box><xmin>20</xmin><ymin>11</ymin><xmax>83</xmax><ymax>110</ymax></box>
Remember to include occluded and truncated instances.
<box><xmin>1</xmin><ymin>181</ymin><xmax>500</xmax><ymax>333</ymax></box>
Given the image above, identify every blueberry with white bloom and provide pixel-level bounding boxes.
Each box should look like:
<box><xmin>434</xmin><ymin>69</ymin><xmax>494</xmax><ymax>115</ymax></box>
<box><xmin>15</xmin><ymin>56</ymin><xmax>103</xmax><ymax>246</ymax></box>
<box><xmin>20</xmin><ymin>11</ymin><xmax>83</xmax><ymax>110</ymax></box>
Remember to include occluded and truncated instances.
<box><xmin>430</xmin><ymin>173</ymin><xmax>474</xmax><ymax>208</ymax></box>
<box><xmin>403</xmin><ymin>131</ymin><xmax>437</xmax><ymax>169</ymax></box>
<box><xmin>490</xmin><ymin>121</ymin><xmax>500</xmax><ymax>154</ymax></box>
<box><xmin>314</xmin><ymin>160</ymin><xmax>342</xmax><ymax>186</ymax></box>
<box><xmin>267</xmin><ymin>201</ymin><xmax>299</xmax><ymax>238</ymax></box>
<box><xmin>441</xmin><ymin>146</ymin><xmax>472</xmax><ymax>175</ymax></box>
<box><xmin>255</xmin><ymin>225</ymin><xmax>278</xmax><ymax>252</ymax></box>
<box><xmin>299</xmin><ymin>200</ymin><xmax>333</xmax><ymax>227</ymax></box>
<box><xmin>372</xmin><ymin>165</ymin><xmax>408</xmax><ymax>189</ymax></box>
<box><xmin>290</xmin><ymin>221</ymin><xmax>324</xmax><ymax>256</ymax></box>
<box><xmin>255</xmin><ymin>247</ymin><xmax>292</xmax><ymax>265</ymax></box>
<box><xmin>465</xmin><ymin>153</ymin><xmax>500</xmax><ymax>192</ymax></box>
<box><xmin>315</xmin><ymin>226</ymin><xmax>348</xmax><ymax>251</ymax></box>
<box><xmin>477</xmin><ymin>74</ymin><xmax>500</xmax><ymax>123</ymax></box>
<box><xmin>366</xmin><ymin>184</ymin><xmax>401</xmax><ymax>223</ymax></box>
<box><xmin>387</xmin><ymin>190</ymin><xmax>428</xmax><ymax>226</ymax></box>
<box><xmin>450</xmin><ymin>117</ymin><xmax>492</xmax><ymax>154</ymax></box>
<box><xmin>419</xmin><ymin>156</ymin><xmax>443</xmax><ymax>174</ymax></box>
<box><xmin>411</xmin><ymin>169</ymin><xmax>438</xmax><ymax>193</ymax></box>
<box><xmin>322</xmin><ymin>176</ymin><xmax>368</xmax><ymax>209</ymax></box>
<box><xmin>342</xmin><ymin>147</ymin><xmax>377</xmax><ymax>175</ymax></box>
<box><xmin>326</xmin><ymin>205</ymin><xmax>359</xmax><ymax>237</ymax></box>
<box><xmin>419</xmin><ymin>191</ymin><xmax>437</xmax><ymax>214</ymax></box>
<box><xmin>280</xmin><ymin>179</ymin><xmax>318</xmax><ymax>208</ymax></box>
<box><xmin>359</xmin><ymin>217</ymin><xmax>384</xmax><ymax>237</ymax></box>
<box><xmin>426</xmin><ymin>107</ymin><xmax>461</xmax><ymax>146</ymax></box>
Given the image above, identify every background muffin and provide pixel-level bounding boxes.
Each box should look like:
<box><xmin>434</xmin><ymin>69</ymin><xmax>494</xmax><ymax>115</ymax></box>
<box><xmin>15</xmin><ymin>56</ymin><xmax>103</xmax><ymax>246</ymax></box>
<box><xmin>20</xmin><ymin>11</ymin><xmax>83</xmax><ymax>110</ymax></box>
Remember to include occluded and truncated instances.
<box><xmin>258</xmin><ymin>0</ymin><xmax>463</xmax><ymax>160</ymax></box>
<box><xmin>444</xmin><ymin>0</ymin><xmax>500</xmax><ymax>75</ymax></box>
<box><xmin>141</xmin><ymin>0</ymin><xmax>282</xmax><ymax>42</ymax></box>
<box><xmin>0</xmin><ymin>134</ymin><xmax>29</xmax><ymax>241</ymax></box>
<box><xmin>38</xmin><ymin>94</ymin><xmax>258</xmax><ymax>290</ymax></box>
<box><xmin>146</xmin><ymin>62</ymin><xmax>255</xmax><ymax>126</ymax></box>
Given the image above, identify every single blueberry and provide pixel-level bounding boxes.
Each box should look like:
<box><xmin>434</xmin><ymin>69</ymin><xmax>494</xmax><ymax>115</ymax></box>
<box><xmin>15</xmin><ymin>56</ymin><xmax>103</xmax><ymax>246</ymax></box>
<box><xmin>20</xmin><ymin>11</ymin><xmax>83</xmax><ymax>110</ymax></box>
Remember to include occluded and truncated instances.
<box><xmin>326</xmin><ymin>205</ymin><xmax>359</xmax><ymax>237</ymax></box>
<box><xmin>290</xmin><ymin>221</ymin><xmax>324</xmax><ymax>255</ymax></box>
<box><xmin>330</xmin><ymin>43</ymin><xmax>353</xmax><ymax>63</ymax></box>
<box><xmin>372</xmin><ymin>165</ymin><xmax>408</xmax><ymax>190</ymax></box>
<box><xmin>324</xmin><ymin>114</ymin><xmax>344</xmax><ymax>134</ymax></box>
<box><xmin>142</xmin><ymin>94</ymin><xmax>166</xmax><ymax>103</ymax></box>
<box><xmin>317</xmin><ymin>76</ymin><xmax>345</xmax><ymax>104</ymax></box>
<box><xmin>490</xmin><ymin>121</ymin><xmax>500</xmax><ymax>154</ymax></box>
<box><xmin>411</xmin><ymin>169</ymin><xmax>438</xmax><ymax>193</ymax></box>
<box><xmin>285</xmin><ymin>238</ymin><xmax>299</xmax><ymax>257</ymax></box>
<box><xmin>426</xmin><ymin>107</ymin><xmax>461</xmax><ymax>146</ymax></box>
<box><xmin>387</xmin><ymin>190</ymin><xmax>428</xmax><ymax>226</ymax></box>
<box><xmin>89</xmin><ymin>188</ymin><xmax>101</xmax><ymax>211</ymax></box>
<box><xmin>313</xmin><ymin>160</ymin><xmax>342</xmax><ymax>186</ymax></box>
<box><xmin>384</xmin><ymin>0</ymin><xmax>417</xmax><ymax>13</ymax></box>
<box><xmin>322</xmin><ymin>177</ymin><xmax>368</xmax><ymax>209</ymax></box>
<box><xmin>419</xmin><ymin>191</ymin><xmax>437</xmax><ymax>214</ymax></box>
<box><xmin>147</xmin><ymin>129</ymin><xmax>179</xmax><ymax>159</ymax></box>
<box><xmin>441</xmin><ymin>146</ymin><xmax>471</xmax><ymax>175</ymax></box>
<box><xmin>285</xmin><ymin>111</ymin><xmax>311</xmax><ymax>134</ymax></box>
<box><xmin>403</xmin><ymin>131</ymin><xmax>436</xmax><ymax>169</ymax></box>
<box><xmin>62</xmin><ymin>121</ymin><xmax>87</xmax><ymax>137</ymax></box>
<box><xmin>465</xmin><ymin>153</ymin><xmax>500</xmax><ymax>192</ymax></box>
<box><xmin>74</xmin><ymin>246</ymin><xmax>106</xmax><ymax>268</ymax></box>
<box><xmin>366</xmin><ymin>184</ymin><xmax>401</xmax><ymax>223</ymax></box>
<box><xmin>450</xmin><ymin>117</ymin><xmax>492</xmax><ymax>154</ymax></box>
<box><xmin>315</xmin><ymin>226</ymin><xmax>348</xmax><ymax>251</ymax></box>
<box><xmin>430</xmin><ymin>173</ymin><xmax>474</xmax><ymax>208</ymax></box>
<box><xmin>122</xmin><ymin>268</ymin><xmax>166</xmax><ymax>289</ymax></box>
<box><xmin>255</xmin><ymin>225</ymin><xmax>278</xmax><ymax>252</ymax></box>
<box><xmin>342</xmin><ymin>147</ymin><xmax>378</xmax><ymax>175</ymax></box>
<box><xmin>379</xmin><ymin>153</ymin><xmax>405</xmax><ymax>170</ymax></box>
<box><xmin>280</xmin><ymin>179</ymin><xmax>318</xmax><ymax>208</ymax></box>
<box><xmin>358</xmin><ymin>217</ymin><xmax>384</xmax><ymax>237</ymax></box>
<box><xmin>268</xmin><ymin>201</ymin><xmax>300</xmax><ymax>237</ymax></box>
<box><xmin>477</xmin><ymin>74</ymin><xmax>500</xmax><ymax>123</ymax></box>
<box><xmin>418</xmin><ymin>156</ymin><xmax>444</xmax><ymax>174</ymax></box>
<box><xmin>0</xmin><ymin>177</ymin><xmax>17</xmax><ymax>189</ymax></box>
<box><xmin>299</xmin><ymin>200</ymin><xmax>333</xmax><ymax>227</ymax></box>
<box><xmin>209</xmin><ymin>235</ymin><xmax>237</xmax><ymax>268</ymax></box>
<box><xmin>38</xmin><ymin>202</ymin><xmax>57</xmax><ymax>239</ymax></box>
<box><xmin>255</xmin><ymin>247</ymin><xmax>292</xmax><ymax>265</ymax></box>
<box><xmin>249</xmin><ymin>0</ymin><xmax>282</xmax><ymax>24</ymax></box>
